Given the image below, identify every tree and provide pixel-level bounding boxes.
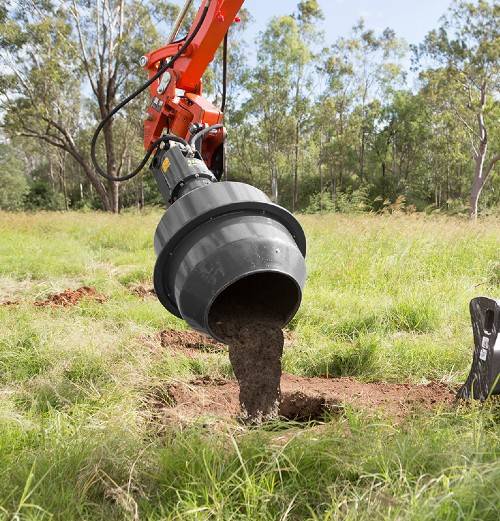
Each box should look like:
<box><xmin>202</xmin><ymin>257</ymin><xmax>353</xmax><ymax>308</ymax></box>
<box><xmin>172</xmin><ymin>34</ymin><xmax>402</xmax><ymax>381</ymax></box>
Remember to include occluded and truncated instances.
<box><xmin>242</xmin><ymin>4</ymin><xmax>319</xmax><ymax>207</ymax></box>
<box><xmin>0</xmin><ymin>0</ymin><xmax>165</xmax><ymax>212</ymax></box>
<box><xmin>0</xmin><ymin>0</ymin><xmax>498</xmax><ymax>216</ymax></box>
<box><xmin>417</xmin><ymin>0</ymin><xmax>499</xmax><ymax>219</ymax></box>
<box><xmin>318</xmin><ymin>20</ymin><xmax>407</xmax><ymax>202</ymax></box>
<box><xmin>243</xmin><ymin>17</ymin><xmax>297</xmax><ymax>203</ymax></box>
<box><xmin>290</xmin><ymin>0</ymin><xmax>323</xmax><ymax>211</ymax></box>
<box><xmin>203</xmin><ymin>8</ymin><xmax>252</xmax><ymax>182</ymax></box>
<box><xmin>1</xmin><ymin>2</ymin><xmax>108</xmax><ymax>208</ymax></box>
<box><xmin>0</xmin><ymin>142</ymin><xmax>28</xmax><ymax>210</ymax></box>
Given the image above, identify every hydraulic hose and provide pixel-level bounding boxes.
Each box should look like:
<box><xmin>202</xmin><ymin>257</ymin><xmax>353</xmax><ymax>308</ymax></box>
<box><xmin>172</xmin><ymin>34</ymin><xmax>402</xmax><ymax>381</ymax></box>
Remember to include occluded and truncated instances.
<box><xmin>91</xmin><ymin>1</ymin><xmax>210</xmax><ymax>183</ymax></box>
<box><xmin>190</xmin><ymin>123</ymin><xmax>225</xmax><ymax>149</ymax></box>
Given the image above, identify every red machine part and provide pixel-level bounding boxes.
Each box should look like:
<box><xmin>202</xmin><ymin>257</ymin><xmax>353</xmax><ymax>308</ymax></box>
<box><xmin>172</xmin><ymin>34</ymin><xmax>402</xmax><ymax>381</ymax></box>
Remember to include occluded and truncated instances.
<box><xmin>143</xmin><ymin>0</ymin><xmax>244</xmax><ymax>169</ymax></box>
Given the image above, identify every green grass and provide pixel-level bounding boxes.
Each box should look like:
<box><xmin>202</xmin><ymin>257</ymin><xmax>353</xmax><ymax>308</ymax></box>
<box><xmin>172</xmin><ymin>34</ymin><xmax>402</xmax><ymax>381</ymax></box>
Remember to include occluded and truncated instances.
<box><xmin>0</xmin><ymin>210</ymin><xmax>499</xmax><ymax>520</ymax></box>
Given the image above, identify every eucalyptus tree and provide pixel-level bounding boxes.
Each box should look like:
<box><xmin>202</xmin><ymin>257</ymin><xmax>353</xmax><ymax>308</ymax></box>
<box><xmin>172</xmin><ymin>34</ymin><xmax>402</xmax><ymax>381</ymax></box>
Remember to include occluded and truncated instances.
<box><xmin>289</xmin><ymin>0</ymin><xmax>323</xmax><ymax>211</ymax></box>
<box><xmin>242</xmin><ymin>3</ymin><xmax>320</xmax><ymax>207</ymax></box>
<box><xmin>416</xmin><ymin>0</ymin><xmax>499</xmax><ymax>218</ymax></box>
<box><xmin>319</xmin><ymin>20</ymin><xmax>407</xmax><ymax>198</ymax></box>
<box><xmin>0</xmin><ymin>0</ymin><xmax>168</xmax><ymax>212</ymax></box>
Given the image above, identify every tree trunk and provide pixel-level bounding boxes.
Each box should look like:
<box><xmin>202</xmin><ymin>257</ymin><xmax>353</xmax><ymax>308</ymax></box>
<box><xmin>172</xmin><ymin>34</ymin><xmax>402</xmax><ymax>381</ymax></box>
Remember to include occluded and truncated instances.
<box><xmin>59</xmin><ymin>152</ymin><xmax>69</xmax><ymax>211</ymax></box>
<box><xmin>101</xmin><ymin>105</ymin><xmax>120</xmax><ymax>213</ymax></box>
<box><xmin>360</xmin><ymin>129</ymin><xmax>366</xmax><ymax>181</ymax></box>
<box><xmin>469</xmin><ymin>140</ymin><xmax>487</xmax><ymax>220</ymax></box>
<box><xmin>223</xmin><ymin>139</ymin><xmax>229</xmax><ymax>181</ymax></box>
<box><xmin>79</xmin><ymin>160</ymin><xmax>112</xmax><ymax>211</ymax></box>
<box><xmin>271</xmin><ymin>166</ymin><xmax>279</xmax><ymax>204</ymax></box>
<box><xmin>109</xmin><ymin>180</ymin><xmax>120</xmax><ymax>213</ymax></box>
<box><xmin>381</xmin><ymin>161</ymin><xmax>386</xmax><ymax>199</ymax></box>
<box><xmin>469</xmin><ymin>177</ymin><xmax>483</xmax><ymax>220</ymax></box>
<box><xmin>319</xmin><ymin>133</ymin><xmax>324</xmax><ymax>213</ymax></box>
<box><xmin>138</xmin><ymin>178</ymin><xmax>145</xmax><ymax>210</ymax></box>
<box><xmin>330</xmin><ymin>164</ymin><xmax>335</xmax><ymax>203</ymax></box>
<box><xmin>468</xmin><ymin>84</ymin><xmax>498</xmax><ymax>220</ymax></box>
<box><xmin>293</xmin><ymin>120</ymin><xmax>300</xmax><ymax>213</ymax></box>
<box><xmin>48</xmin><ymin>156</ymin><xmax>55</xmax><ymax>188</ymax></box>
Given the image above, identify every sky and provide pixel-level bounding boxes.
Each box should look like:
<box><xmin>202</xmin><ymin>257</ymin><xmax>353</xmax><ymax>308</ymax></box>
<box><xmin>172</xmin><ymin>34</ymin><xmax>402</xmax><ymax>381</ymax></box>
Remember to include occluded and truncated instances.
<box><xmin>166</xmin><ymin>0</ymin><xmax>455</xmax><ymax>87</ymax></box>
<box><xmin>169</xmin><ymin>0</ymin><xmax>453</xmax><ymax>49</ymax></box>
<box><xmin>242</xmin><ymin>0</ymin><xmax>452</xmax><ymax>47</ymax></box>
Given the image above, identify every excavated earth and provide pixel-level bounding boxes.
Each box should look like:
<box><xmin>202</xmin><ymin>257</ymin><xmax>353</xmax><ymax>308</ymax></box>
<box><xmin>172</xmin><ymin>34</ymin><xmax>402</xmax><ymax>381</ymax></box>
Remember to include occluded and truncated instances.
<box><xmin>149</xmin><ymin>329</ymin><xmax>456</xmax><ymax>424</ymax></box>
<box><xmin>2</xmin><ymin>283</ymin><xmax>456</xmax><ymax>424</ymax></box>
<box><xmin>129</xmin><ymin>284</ymin><xmax>156</xmax><ymax>299</ymax></box>
<box><xmin>1</xmin><ymin>287</ymin><xmax>106</xmax><ymax>307</ymax></box>
<box><xmin>150</xmin><ymin>374</ymin><xmax>455</xmax><ymax>424</ymax></box>
<box><xmin>34</xmin><ymin>286</ymin><xmax>106</xmax><ymax>307</ymax></box>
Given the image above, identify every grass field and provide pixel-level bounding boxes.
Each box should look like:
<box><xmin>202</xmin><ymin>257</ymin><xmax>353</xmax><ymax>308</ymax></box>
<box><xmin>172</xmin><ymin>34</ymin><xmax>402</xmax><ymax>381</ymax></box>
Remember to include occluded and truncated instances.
<box><xmin>0</xmin><ymin>211</ymin><xmax>499</xmax><ymax>520</ymax></box>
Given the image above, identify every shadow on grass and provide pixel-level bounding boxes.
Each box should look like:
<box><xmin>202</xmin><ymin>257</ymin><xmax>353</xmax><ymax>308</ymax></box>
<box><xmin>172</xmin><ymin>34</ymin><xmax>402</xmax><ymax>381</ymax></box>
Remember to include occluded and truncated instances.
<box><xmin>286</xmin><ymin>335</ymin><xmax>380</xmax><ymax>379</ymax></box>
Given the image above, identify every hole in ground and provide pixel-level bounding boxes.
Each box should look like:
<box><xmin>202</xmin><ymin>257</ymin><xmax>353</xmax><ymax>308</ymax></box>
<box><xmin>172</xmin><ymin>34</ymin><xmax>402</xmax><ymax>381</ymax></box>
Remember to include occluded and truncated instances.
<box><xmin>148</xmin><ymin>374</ymin><xmax>456</xmax><ymax>426</ymax></box>
<box><xmin>279</xmin><ymin>391</ymin><xmax>340</xmax><ymax>422</ymax></box>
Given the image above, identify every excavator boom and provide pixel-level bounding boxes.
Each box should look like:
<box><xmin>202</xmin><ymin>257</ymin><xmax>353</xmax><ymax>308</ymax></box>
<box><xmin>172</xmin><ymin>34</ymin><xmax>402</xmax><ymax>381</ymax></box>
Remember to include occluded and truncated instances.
<box><xmin>142</xmin><ymin>0</ymin><xmax>244</xmax><ymax>170</ymax></box>
<box><xmin>91</xmin><ymin>0</ymin><xmax>307</xmax><ymax>343</ymax></box>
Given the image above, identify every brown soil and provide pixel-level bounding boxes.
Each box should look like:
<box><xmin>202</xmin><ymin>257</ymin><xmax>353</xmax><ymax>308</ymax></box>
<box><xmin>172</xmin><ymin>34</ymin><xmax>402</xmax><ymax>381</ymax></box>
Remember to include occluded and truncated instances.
<box><xmin>0</xmin><ymin>300</ymin><xmax>20</xmax><ymax>306</ymax></box>
<box><xmin>155</xmin><ymin>374</ymin><xmax>455</xmax><ymax>424</ymax></box>
<box><xmin>130</xmin><ymin>284</ymin><xmax>156</xmax><ymax>299</ymax></box>
<box><xmin>158</xmin><ymin>329</ymin><xmax>226</xmax><ymax>357</ymax></box>
<box><xmin>205</xmin><ymin>273</ymin><xmax>293</xmax><ymax>423</ymax></box>
<box><xmin>1</xmin><ymin>286</ymin><xmax>105</xmax><ymax>308</ymax></box>
<box><xmin>211</xmin><ymin>300</ymin><xmax>284</xmax><ymax>423</ymax></box>
<box><xmin>34</xmin><ymin>287</ymin><xmax>106</xmax><ymax>307</ymax></box>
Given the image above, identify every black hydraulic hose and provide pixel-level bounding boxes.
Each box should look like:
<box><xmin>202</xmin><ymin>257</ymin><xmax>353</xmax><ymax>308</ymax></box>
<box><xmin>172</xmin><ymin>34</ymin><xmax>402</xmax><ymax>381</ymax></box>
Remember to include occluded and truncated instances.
<box><xmin>91</xmin><ymin>2</ymin><xmax>210</xmax><ymax>183</ymax></box>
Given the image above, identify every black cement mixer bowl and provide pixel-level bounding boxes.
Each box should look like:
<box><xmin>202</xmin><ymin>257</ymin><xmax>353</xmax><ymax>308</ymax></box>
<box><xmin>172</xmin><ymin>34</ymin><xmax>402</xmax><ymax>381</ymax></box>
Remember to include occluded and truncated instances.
<box><xmin>153</xmin><ymin>182</ymin><xmax>307</xmax><ymax>341</ymax></box>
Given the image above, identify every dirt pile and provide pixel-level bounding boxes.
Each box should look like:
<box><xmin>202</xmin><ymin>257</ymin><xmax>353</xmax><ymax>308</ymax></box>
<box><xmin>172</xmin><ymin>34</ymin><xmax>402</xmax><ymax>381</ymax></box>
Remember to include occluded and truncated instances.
<box><xmin>34</xmin><ymin>287</ymin><xmax>105</xmax><ymax>307</ymax></box>
<box><xmin>0</xmin><ymin>300</ymin><xmax>20</xmax><ymax>306</ymax></box>
<box><xmin>2</xmin><ymin>286</ymin><xmax>105</xmax><ymax>307</ymax></box>
<box><xmin>210</xmin><ymin>286</ymin><xmax>285</xmax><ymax>424</ymax></box>
<box><xmin>130</xmin><ymin>284</ymin><xmax>156</xmax><ymax>299</ymax></box>
<box><xmin>158</xmin><ymin>329</ymin><xmax>226</xmax><ymax>357</ymax></box>
<box><xmin>157</xmin><ymin>374</ymin><xmax>455</xmax><ymax>424</ymax></box>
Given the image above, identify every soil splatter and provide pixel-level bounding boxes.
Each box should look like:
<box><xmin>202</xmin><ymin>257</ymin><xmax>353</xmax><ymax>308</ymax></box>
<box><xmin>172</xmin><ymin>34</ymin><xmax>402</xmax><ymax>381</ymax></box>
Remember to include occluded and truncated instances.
<box><xmin>130</xmin><ymin>284</ymin><xmax>156</xmax><ymax>299</ymax></box>
<box><xmin>155</xmin><ymin>374</ymin><xmax>455</xmax><ymax>424</ymax></box>
<box><xmin>34</xmin><ymin>287</ymin><xmax>105</xmax><ymax>307</ymax></box>
<box><xmin>158</xmin><ymin>329</ymin><xmax>226</xmax><ymax>357</ymax></box>
<box><xmin>220</xmin><ymin>319</ymin><xmax>284</xmax><ymax>423</ymax></box>
<box><xmin>207</xmin><ymin>273</ymin><xmax>304</xmax><ymax>423</ymax></box>
<box><xmin>210</xmin><ymin>290</ymin><xmax>286</xmax><ymax>423</ymax></box>
<box><xmin>0</xmin><ymin>300</ymin><xmax>20</xmax><ymax>307</ymax></box>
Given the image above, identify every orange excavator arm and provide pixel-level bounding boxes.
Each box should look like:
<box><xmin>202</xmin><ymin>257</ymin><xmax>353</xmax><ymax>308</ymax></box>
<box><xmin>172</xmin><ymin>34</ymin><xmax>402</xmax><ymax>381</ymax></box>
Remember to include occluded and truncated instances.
<box><xmin>90</xmin><ymin>0</ymin><xmax>308</xmax><ymax>349</ymax></box>
<box><xmin>91</xmin><ymin>0</ymin><xmax>244</xmax><ymax>183</ymax></box>
<box><xmin>142</xmin><ymin>0</ymin><xmax>244</xmax><ymax>171</ymax></box>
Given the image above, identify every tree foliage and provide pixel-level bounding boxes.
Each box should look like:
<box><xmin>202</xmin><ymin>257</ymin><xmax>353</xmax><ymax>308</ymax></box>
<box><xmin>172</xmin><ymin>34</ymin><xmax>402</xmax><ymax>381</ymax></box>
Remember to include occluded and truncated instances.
<box><xmin>0</xmin><ymin>0</ymin><xmax>498</xmax><ymax>216</ymax></box>
<box><xmin>0</xmin><ymin>143</ymin><xmax>28</xmax><ymax>210</ymax></box>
